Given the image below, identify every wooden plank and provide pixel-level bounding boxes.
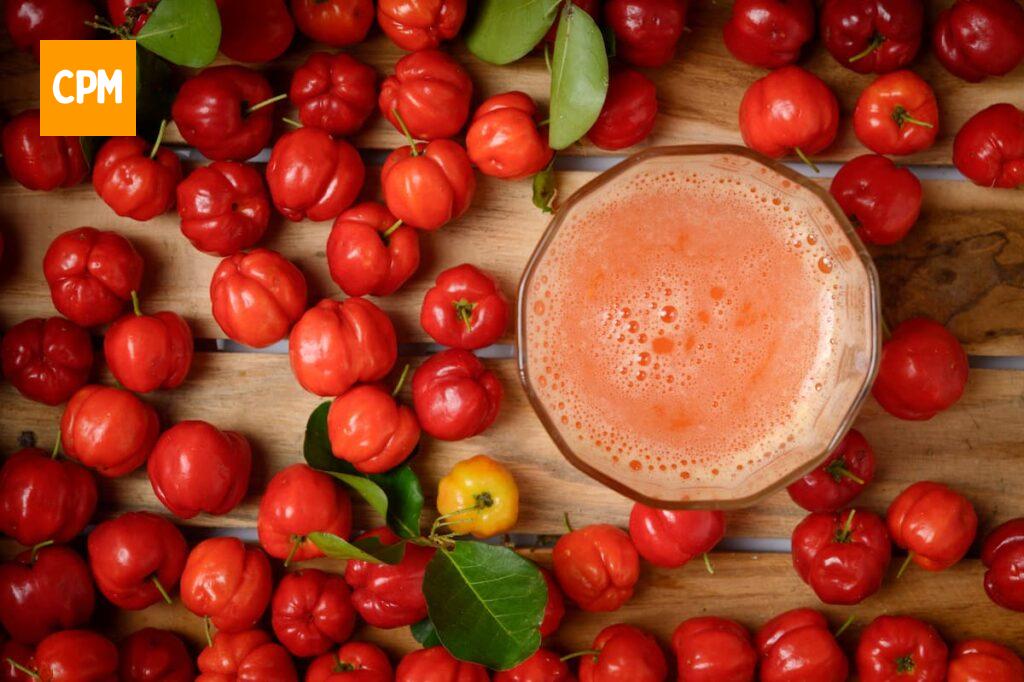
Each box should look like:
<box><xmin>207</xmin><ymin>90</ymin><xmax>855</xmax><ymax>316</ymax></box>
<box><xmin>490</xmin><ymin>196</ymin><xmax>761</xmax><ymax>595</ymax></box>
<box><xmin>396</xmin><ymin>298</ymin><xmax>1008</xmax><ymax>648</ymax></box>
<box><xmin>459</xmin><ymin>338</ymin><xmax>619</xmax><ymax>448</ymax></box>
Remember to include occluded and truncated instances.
<box><xmin>3</xmin><ymin>173</ymin><xmax>1024</xmax><ymax>354</ymax></box>
<box><xmin>94</xmin><ymin>553</ymin><xmax>1024</xmax><ymax>663</ymax></box>
<box><xmin>1</xmin><ymin>1</ymin><xmax>1020</xmax><ymax>163</ymax></box>
<box><xmin>2</xmin><ymin>352</ymin><xmax>1021</xmax><ymax>539</ymax></box>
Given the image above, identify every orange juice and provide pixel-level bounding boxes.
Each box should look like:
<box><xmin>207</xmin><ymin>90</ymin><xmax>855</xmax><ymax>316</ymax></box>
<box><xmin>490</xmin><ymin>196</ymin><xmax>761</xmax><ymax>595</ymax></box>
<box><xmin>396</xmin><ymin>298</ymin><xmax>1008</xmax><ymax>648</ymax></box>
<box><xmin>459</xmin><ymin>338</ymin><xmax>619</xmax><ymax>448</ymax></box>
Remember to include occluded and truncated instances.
<box><xmin>519</xmin><ymin>149</ymin><xmax>878</xmax><ymax>507</ymax></box>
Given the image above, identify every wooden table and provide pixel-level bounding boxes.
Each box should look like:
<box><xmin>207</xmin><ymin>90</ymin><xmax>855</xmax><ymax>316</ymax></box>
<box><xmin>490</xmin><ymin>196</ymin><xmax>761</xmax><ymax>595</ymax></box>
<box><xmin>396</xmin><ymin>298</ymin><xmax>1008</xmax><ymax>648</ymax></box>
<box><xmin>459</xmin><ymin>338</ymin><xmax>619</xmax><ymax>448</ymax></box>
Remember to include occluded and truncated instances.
<box><xmin>2</xmin><ymin>0</ymin><xmax>1023</xmax><ymax>668</ymax></box>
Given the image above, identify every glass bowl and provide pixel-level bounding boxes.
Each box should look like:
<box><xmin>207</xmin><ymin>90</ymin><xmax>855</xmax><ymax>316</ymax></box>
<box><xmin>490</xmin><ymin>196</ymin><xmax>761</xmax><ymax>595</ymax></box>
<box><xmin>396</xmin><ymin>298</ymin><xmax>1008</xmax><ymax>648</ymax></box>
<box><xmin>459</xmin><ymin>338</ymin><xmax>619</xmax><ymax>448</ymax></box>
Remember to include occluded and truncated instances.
<box><xmin>516</xmin><ymin>145</ymin><xmax>881</xmax><ymax>509</ymax></box>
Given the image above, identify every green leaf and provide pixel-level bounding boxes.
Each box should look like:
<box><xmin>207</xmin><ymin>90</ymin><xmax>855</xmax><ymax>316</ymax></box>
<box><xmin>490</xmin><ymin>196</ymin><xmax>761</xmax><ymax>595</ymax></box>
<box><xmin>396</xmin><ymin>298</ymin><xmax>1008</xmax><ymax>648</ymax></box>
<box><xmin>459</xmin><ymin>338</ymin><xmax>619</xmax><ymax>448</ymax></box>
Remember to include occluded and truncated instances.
<box><xmin>308</xmin><ymin>532</ymin><xmax>407</xmax><ymax>564</ymax></box>
<box><xmin>424</xmin><ymin>542</ymin><xmax>546</xmax><ymax>670</ymax></box>
<box><xmin>411</xmin><ymin>619</ymin><xmax>443</xmax><ymax>648</ymax></box>
<box><xmin>304</xmin><ymin>403</ymin><xmax>424</xmax><ymax>539</ymax></box>
<box><xmin>136</xmin><ymin>47</ymin><xmax>173</xmax><ymax>141</ymax></box>
<box><xmin>532</xmin><ymin>160</ymin><xmax>556</xmax><ymax>213</ymax></box>
<box><xmin>137</xmin><ymin>0</ymin><xmax>221</xmax><ymax>68</ymax></box>
<box><xmin>466</xmin><ymin>0</ymin><xmax>562</xmax><ymax>65</ymax></box>
<box><xmin>549</xmin><ymin>1</ymin><xmax>609</xmax><ymax>150</ymax></box>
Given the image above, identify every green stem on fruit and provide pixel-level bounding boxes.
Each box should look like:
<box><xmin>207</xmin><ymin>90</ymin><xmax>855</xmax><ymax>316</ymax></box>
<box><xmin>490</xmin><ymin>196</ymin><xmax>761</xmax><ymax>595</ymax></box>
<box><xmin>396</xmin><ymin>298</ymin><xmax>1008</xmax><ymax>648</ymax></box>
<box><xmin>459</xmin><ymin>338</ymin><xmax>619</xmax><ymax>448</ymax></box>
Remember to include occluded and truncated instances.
<box><xmin>130</xmin><ymin>290</ymin><xmax>142</xmax><ymax>317</ymax></box>
<box><xmin>382</xmin><ymin>219</ymin><xmax>403</xmax><ymax>240</ymax></box>
<box><xmin>333</xmin><ymin>654</ymin><xmax>356</xmax><ymax>672</ymax></box>
<box><xmin>848</xmin><ymin>34</ymin><xmax>884</xmax><ymax>63</ymax></box>
<box><xmin>284</xmin><ymin>534</ymin><xmax>303</xmax><ymax>568</ymax></box>
<box><xmin>246</xmin><ymin>93</ymin><xmax>287</xmax><ymax>116</ymax></box>
<box><xmin>896</xmin><ymin>552</ymin><xmax>914</xmax><ymax>579</ymax></box>
<box><xmin>149</xmin><ymin>119</ymin><xmax>167</xmax><ymax>159</ymax></box>
<box><xmin>896</xmin><ymin>655</ymin><xmax>916</xmax><ymax>674</ymax></box>
<box><xmin>391</xmin><ymin>108</ymin><xmax>420</xmax><ymax>156</ymax></box>
<box><xmin>834</xmin><ymin>509</ymin><xmax>857</xmax><ymax>544</ymax></box>
<box><xmin>560</xmin><ymin>650</ymin><xmax>601</xmax><ymax>662</ymax></box>
<box><xmin>835</xmin><ymin>614</ymin><xmax>855</xmax><ymax>637</ymax></box>
<box><xmin>563</xmin><ymin>512</ymin><xmax>574</xmax><ymax>534</ymax></box>
<box><xmin>5</xmin><ymin>659</ymin><xmax>38</xmax><ymax>680</ymax></box>
<box><xmin>151</xmin><ymin>576</ymin><xmax>172</xmax><ymax>605</ymax></box>
<box><xmin>51</xmin><ymin>434</ymin><xmax>61</xmax><ymax>459</ymax></box>
<box><xmin>281</xmin><ymin>117</ymin><xmax>303</xmax><ymax>129</ymax></box>
<box><xmin>891</xmin><ymin>105</ymin><xmax>933</xmax><ymax>129</ymax></box>
<box><xmin>453</xmin><ymin>298</ymin><xmax>476</xmax><ymax>332</ymax></box>
<box><xmin>30</xmin><ymin>540</ymin><xmax>54</xmax><ymax>563</ymax></box>
<box><xmin>825</xmin><ymin>458</ymin><xmax>865</xmax><ymax>485</ymax></box>
<box><xmin>392</xmin><ymin>364</ymin><xmax>411</xmax><ymax>397</ymax></box>
<box><xmin>203</xmin><ymin>616</ymin><xmax>213</xmax><ymax>647</ymax></box>
<box><xmin>794</xmin><ymin>147</ymin><xmax>819</xmax><ymax>174</ymax></box>
<box><xmin>85</xmin><ymin>16</ymin><xmax>131</xmax><ymax>40</ymax></box>
<box><xmin>703</xmin><ymin>552</ymin><xmax>715</xmax><ymax>575</ymax></box>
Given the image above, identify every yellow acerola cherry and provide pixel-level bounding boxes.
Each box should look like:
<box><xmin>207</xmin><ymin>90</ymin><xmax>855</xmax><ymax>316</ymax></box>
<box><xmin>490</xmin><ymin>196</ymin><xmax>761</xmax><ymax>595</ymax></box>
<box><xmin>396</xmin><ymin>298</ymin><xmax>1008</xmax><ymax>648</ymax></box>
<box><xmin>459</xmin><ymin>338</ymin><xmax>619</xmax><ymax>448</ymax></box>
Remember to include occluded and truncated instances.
<box><xmin>435</xmin><ymin>454</ymin><xmax>519</xmax><ymax>539</ymax></box>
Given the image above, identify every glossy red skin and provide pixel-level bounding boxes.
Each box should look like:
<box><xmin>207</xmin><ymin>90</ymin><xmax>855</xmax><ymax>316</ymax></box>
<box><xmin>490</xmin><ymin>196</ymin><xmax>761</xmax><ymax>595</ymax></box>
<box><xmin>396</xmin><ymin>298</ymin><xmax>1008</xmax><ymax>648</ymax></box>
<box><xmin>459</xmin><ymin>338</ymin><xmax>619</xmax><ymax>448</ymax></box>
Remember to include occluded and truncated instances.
<box><xmin>888</xmin><ymin>481</ymin><xmax>978</xmax><ymax>571</ymax></box>
<box><xmin>421</xmin><ymin>264</ymin><xmax>509</xmax><ymax>349</ymax></box>
<box><xmin>821</xmin><ymin>0</ymin><xmax>923</xmax><ymax>73</ymax></box>
<box><xmin>344</xmin><ymin>527</ymin><xmax>435</xmax><ymax>628</ymax></box>
<box><xmin>266</xmin><ymin>128</ymin><xmax>365</xmax><ymax>222</ymax></box>
<box><xmin>829</xmin><ymin>154</ymin><xmax>922</xmax><ymax>245</ymax></box>
<box><xmin>395</xmin><ymin>647</ymin><xmax>488</xmax><ymax>682</ymax></box>
<box><xmin>289</xmin><ymin>297</ymin><xmax>398</xmax><ymax>396</ymax></box>
<box><xmin>292</xmin><ymin>0</ymin><xmax>373</xmax><ymax>45</ymax></box>
<box><xmin>1</xmin><ymin>316</ymin><xmax>93</xmax><ymax>405</ymax></box>
<box><xmin>172</xmin><ymin>66</ymin><xmax>276</xmax><ymax>163</ymax></box>
<box><xmin>579</xmin><ymin>623</ymin><xmax>667</xmax><ymax>682</ymax></box>
<box><xmin>147</xmin><ymin>420</ymin><xmax>252</xmax><ymax>519</ymax></box>
<box><xmin>723</xmin><ymin>0</ymin><xmax>815</xmax><ymax>68</ymax></box>
<box><xmin>328</xmin><ymin>383</ymin><xmax>420</xmax><ymax>474</ymax></box>
<box><xmin>792</xmin><ymin>507</ymin><xmax>891</xmax><ymax>604</ymax></box>
<box><xmin>381</xmin><ymin>140</ymin><xmax>476</xmax><ymax>231</ymax></box>
<box><xmin>0</xmin><ymin>641</ymin><xmax>35</xmax><ymax>681</ymax></box>
<box><xmin>118</xmin><ymin>628</ymin><xmax>194</xmax><ymax>682</ymax></box>
<box><xmin>948</xmin><ymin>639</ymin><xmax>1024</xmax><ymax>682</ymax></box>
<box><xmin>327</xmin><ymin>202</ymin><xmax>420</xmax><ymax>297</ymax></box>
<box><xmin>177</xmin><ymin>161</ymin><xmax>271</xmax><ymax>256</ymax></box>
<box><xmin>0</xmin><ymin>447</ymin><xmax>96</xmax><ymax>546</ymax></box>
<box><xmin>34</xmin><ymin>630</ymin><xmax>118</xmax><ymax>682</ymax></box>
<box><xmin>628</xmin><ymin>504</ymin><xmax>725</xmax><ymax>568</ymax></box>
<box><xmin>553</xmin><ymin>524</ymin><xmax>639</xmax><ymax>612</ymax></box>
<box><xmin>981</xmin><ymin>518</ymin><xmax>1024</xmax><ymax>611</ymax></box>
<box><xmin>197</xmin><ymin>629</ymin><xmax>297</xmax><ymax>681</ymax></box>
<box><xmin>2</xmin><ymin>109</ymin><xmax>87</xmax><ymax>191</ymax></box>
<box><xmin>379</xmin><ymin>50</ymin><xmax>474</xmax><ymax>141</ymax></box>
<box><xmin>257</xmin><ymin>464</ymin><xmax>353</xmax><ymax>562</ymax></box>
<box><xmin>61</xmin><ymin>384</ymin><xmax>159</xmax><ymax>477</ymax></box>
<box><xmin>306</xmin><ymin>641</ymin><xmax>393</xmax><ymax>682</ymax></box>
<box><xmin>107</xmin><ymin>0</ymin><xmax>157</xmax><ymax>32</ymax></box>
<box><xmin>953</xmin><ymin>103</ymin><xmax>1024</xmax><ymax>189</ymax></box>
<box><xmin>271</xmin><ymin>569</ymin><xmax>357</xmax><ymax>658</ymax></box>
<box><xmin>180</xmin><ymin>537</ymin><xmax>273</xmax><ymax>632</ymax></box>
<box><xmin>786</xmin><ymin>428</ymin><xmax>877</xmax><ymax>512</ymax></box>
<box><xmin>856</xmin><ymin>616</ymin><xmax>948</xmax><ymax>681</ymax></box>
<box><xmin>466</xmin><ymin>92</ymin><xmax>553</xmax><ymax>180</ymax></box>
<box><xmin>739</xmin><ymin>66</ymin><xmax>840</xmax><ymax>159</ymax></box>
<box><xmin>216</xmin><ymin>0</ymin><xmax>295</xmax><ymax>63</ymax></box>
<box><xmin>86</xmin><ymin>511</ymin><xmax>188</xmax><ymax>610</ymax></box>
<box><xmin>378</xmin><ymin>0</ymin><xmax>466</xmax><ymax>51</ymax></box>
<box><xmin>4</xmin><ymin>0</ymin><xmax>94</xmax><ymax>58</ymax></box>
<box><xmin>755</xmin><ymin>609</ymin><xmax>848</xmax><ymax>682</ymax></box>
<box><xmin>42</xmin><ymin>227</ymin><xmax>144</xmax><ymax>328</ymax></box>
<box><xmin>587</xmin><ymin>67</ymin><xmax>658</xmax><ymax>151</ymax></box>
<box><xmin>853</xmin><ymin>70</ymin><xmax>938</xmax><ymax>155</ymax></box>
<box><xmin>291</xmin><ymin>53</ymin><xmax>377</xmax><ymax>136</ymax></box>
<box><xmin>104</xmin><ymin>309</ymin><xmax>193</xmax><ymax>393</ymax></box>
<box><xmin>604</xmin><ymin>0</ymin><xmax>687</xmax><ymax>67</ymax></box>
<box><xmin>92</xmin><ymin>137</ymin><xmax>182</xmax><ymax>221</ymax></box>
<box><xmin>932</xmin><ymin>0</ymin><xmax>1024</xmax><ymax>82</ymax></box>
<box><xmin>672</xmin><ymin>617</ymin><xmax>756</xmax><ymax>682</ymax></box>
<box><xmin>210</xmin><ymin>248</ymin><xmax>308</xmax><ymax>348</ymax></box>
<box><xmin>0</xmin><ymin>546</ymin><xmax>95</xmax><ymax>645</ymax></box>
<box><xmin>412</xmin><ymin>348</ymin><xmax>503</xmax><ymax>441</ymax></box>
<box><xmin>540</xmin><ymin>568</ymin><xmax>566</xmax><ymax>637</ymax></box>
<box><xmin>494</xmin><ymin>649</ymin><xmax>573</xmax><ymax>682</ymax></box>
<box><xmin>872</xmin><ymin>317</ymin><xmax>969</xmax><ymax>420</ymax></box>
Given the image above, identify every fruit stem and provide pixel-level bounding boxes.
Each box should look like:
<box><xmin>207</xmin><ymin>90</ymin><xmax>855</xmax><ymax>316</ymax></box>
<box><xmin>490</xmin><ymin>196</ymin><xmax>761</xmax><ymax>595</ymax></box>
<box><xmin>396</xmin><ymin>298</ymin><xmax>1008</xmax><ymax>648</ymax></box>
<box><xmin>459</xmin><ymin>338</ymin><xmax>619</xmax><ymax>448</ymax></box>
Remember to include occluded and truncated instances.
<box><xmin>203</xmin><ymin>616</ymin><xmax>213</xmax><ymax>647</ymax></box>
<box><xmin>892</xmin><ymin>105</ymin><xmax>933</xmax><ymax>129</ymax></box>
<box><xmin>151</xmin><ymin>576</ymin><xmax>172</xmax><ymax>605</ymax></box>
<box><xmin>453</xmin><ymin>298</ymin><xmax>476</xmax><ymax>332</ymax></box>
<box><xmin>835</xmin><ymin>614</ymin><xmax>855</xmax><ymax>637</ymax></box>
<box><xmin>29</xmin><ymin>540</ymin><xmax>54</xmax><ymax>563</ymax></box>
<box><xmin>826</xmin><ymin>458</ymin><xmax>865</xmax><ymax>485</ymax></box>
<box><xmin>560</xmin><ymin>650</ymin><xmax>601</xmax><ymax>662</ymax></box>
<box><xmin>382</xmin><ymin>219</ymin><xmax>403</xmax><ymax>239</ymax></box>
<box><xmin>149</xmin><ymin>119</ymin><xmax>167</xmax><ymax>159</ymax></box>
<box><xmin>284</xmin><ymin>534</ymin><xmax>303</xmax><ymax>567</ymax></box>
<box><xmin>703</xmin><ymin>552</ymin><xmax>715</xmax><ymax>575</ymax></box>
<box><xmin>794</xmin><ymin>147</ymin><xmax>819</xmax><ymax>174</ymax></box>
<box><xmin>281</xmin><ymin>117</ymin><xmax>302</xmax><ymax>129</ymax></box>
<box><xmin>896</xmin><ymin>552</ymin><xmax>914</xmax><ymax>579</ymax></box>
<box><xmin>391</xmin><ymin>108</ymin><xmax>420</xmax><ymax>156</ymax></box>
<box><xmin>392</xmin><ymin>363</ymin><xmax>411</xmax><ymax>397</ymax></box>
<box><xmin>130</xmin><ymin>290</ymin><xmax>142</xmax><ymax>317</ymax></box>
<box><xmin>5</xmin><ymin>659</ymin><xmax>38</xmax><ymax>679</ymax></box>
<box><xmin>246</xmin><ymin>93</ymin><xmax>287</xmax><ymax>115</ymax></box>
<box><xmin>51</xmin><ymin>434</ymin><xmax>61</xmax><ymax>459</ymax></box>
<box><xmin>848</xmin><ymin>34</ymin><xmax>883</xmax><ymax>63</ymax></box>
<box><xmin>563</xmin><ymin>512</ymin><xmax>574</xmax><ymax>533</ymax></box>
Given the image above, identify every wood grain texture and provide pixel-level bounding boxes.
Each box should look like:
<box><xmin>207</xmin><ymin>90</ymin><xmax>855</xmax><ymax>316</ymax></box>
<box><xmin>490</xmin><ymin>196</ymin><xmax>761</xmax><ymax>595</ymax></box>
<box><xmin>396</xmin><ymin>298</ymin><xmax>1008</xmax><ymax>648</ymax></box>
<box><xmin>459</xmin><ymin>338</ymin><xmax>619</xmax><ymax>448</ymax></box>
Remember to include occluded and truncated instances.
<box><xmin>3</xmin><ymin>173</ymin><xmax>1024</xmax><ymax>352</ymax></box>
<box><xmin>87</xmin><ymin>552</ymin><xmax>1024</xmax><ymax>665</ymax></box>
<box><xmin>0</xmin><ymin>1</ymin><xmax>1020</xmax><ymax>163</ymax></box>
<box><xmin>2</xmin><ymin>352</ymin><xmax>1021</xmax><ymax>539</ymax></box>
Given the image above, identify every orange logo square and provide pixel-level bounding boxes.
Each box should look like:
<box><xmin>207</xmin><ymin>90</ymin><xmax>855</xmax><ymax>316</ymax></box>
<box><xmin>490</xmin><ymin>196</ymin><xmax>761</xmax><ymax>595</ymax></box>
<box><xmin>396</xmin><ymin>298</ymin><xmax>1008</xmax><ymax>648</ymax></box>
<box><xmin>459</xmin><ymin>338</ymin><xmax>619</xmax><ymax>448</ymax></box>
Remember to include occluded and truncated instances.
<box><xmin>39</xmin><ymin>40</ymin><xmax>137</xmax><ymax>137</ymax></box>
